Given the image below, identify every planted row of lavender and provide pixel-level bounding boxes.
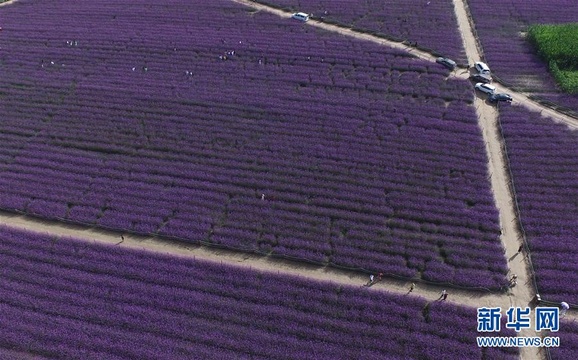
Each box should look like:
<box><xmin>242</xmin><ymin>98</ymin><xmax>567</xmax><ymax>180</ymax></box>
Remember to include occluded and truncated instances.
<box><xmin>0</xmin><ymin>226</ymin><xmax>517</xmax><ymax>359</ymax></box>
<box><xmin>467</xmin><ymin>0</ymin><xmax>578</xmax><ymax>112</ymax></box>
<box><xmin>0</xmin><ymin>0</ymin><xmax>506</xmax><ymax>288</ymax></box>
<box><xmin>259</xmin><ymin>0</ymin><xmax>465</xmax><ymax>62</ymax></box>
<box><xmin>551</xmin><ymin>320</ymin><xmax>578</xmax><ymax>360</ymax></box>
<box><xmin>498</xmin><ymin>105</ymin><xmax>578</xmax><ymax>303</ymax></box>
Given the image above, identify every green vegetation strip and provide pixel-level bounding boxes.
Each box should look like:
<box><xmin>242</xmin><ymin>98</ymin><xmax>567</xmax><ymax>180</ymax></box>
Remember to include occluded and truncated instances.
<box><xmin>528</xmin><ymin>23</ymin><xmax>578</xmax><ymax>93</ymax></box>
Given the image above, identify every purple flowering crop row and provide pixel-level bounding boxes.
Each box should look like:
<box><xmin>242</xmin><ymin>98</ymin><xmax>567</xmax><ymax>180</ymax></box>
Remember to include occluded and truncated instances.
<box><xmin>467</xmin><ymin>0</ymin><xmax>578</xmax><ymax>112</ymax></box>
<box><xmin>550</xmin><ymin>320</ymin><xmax>578</xmax><ymax>360</ymax></box>
<box><xmin>498</xmin><ymin>105</ymin><xmax>578</xmax><ymax>303</ymax></box>
<box><xmin>259</xmin><ymin>0</ymin><xmax>466</xmax><ymax>62</ymax></box>
<box><xmin>0</xmin><ymin>226</ymin><xmax>517</xmax><ymax>359</ymax></box>
<box><xmin>0</xmin><ymin>0</ymin><xmax>507</xmax><ymax>288</ymax></box>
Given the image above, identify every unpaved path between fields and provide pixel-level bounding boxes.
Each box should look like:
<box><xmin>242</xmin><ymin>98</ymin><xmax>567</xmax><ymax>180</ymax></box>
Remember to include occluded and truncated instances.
<box><xmin>235</xmin><ymin>0</ymin><xmax>435</xmax><ymax>63</ymax></box>
<box><xmin>239</xmin><ymin>0</ymin><xmax>576</xmax><ymax>349</ymax></box>
<box><xmin>0</xmin><ymin>0</ymin><xmax>18</xmax><ymax>7</ymax></box>
<box><xmin>451</xmin><ymin>0</ymin><xmax>578</xmax><ymax>131</ymax></box>
<box><xmin>234</xmin><ymin>0</ymin><xmax>578</xmax><ymax>132</ymax></box>
<box><xmin>453</xmin><ymin>0</ymin><xmax>549</xmax><ymax>358</ymax></box>
<box><xmin>0</xmin><ymin>211</ymin><xmax>509</xmax><ymax>307</ymax></box>
<box><xmin>3</xmin><ymin>211</ymin><xmax>577</xmax><ymax>324</ymax></box>
<box><xmin>497</xmin><ymin>85</ymin><xmax>578</xmax><ymax>130</ymax></box>
<box><xmin>471</xmin><ymin>99</ymin><xmax>544</xmax><ymax>359</ymax></box>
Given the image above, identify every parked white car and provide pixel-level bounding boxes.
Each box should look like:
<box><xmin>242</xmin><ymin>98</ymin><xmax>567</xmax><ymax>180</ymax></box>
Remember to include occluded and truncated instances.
<box><xmin>474</xmin><ymin>61</ymin><xmax>491</xmax><ymax>74</ymax></box>
<box><xmin>291</xmin><ymin>12</ymin><xmax>310</xmax><ymax>22</ymax></box>
<box><xmin>475</xmin><ymin>82</ymin><xmax>496</xmax><ymax>95</ymax></box>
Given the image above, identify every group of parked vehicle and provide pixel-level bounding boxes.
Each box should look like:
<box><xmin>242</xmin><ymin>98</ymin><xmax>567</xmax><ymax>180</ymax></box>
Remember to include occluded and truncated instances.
<box><xmin>436</xmin><ymin>57</ymin><xmax>512</xmax><ymax>104</ymax></box>
<box><xmin>292</xmin><ymin>13</ymin><xmax>512</xmax><ymax>105</ymax></box>
<box><xmin>471</xmin><ymin>62</ymin><xmax>512</xmax><ymax>103</ymax></box>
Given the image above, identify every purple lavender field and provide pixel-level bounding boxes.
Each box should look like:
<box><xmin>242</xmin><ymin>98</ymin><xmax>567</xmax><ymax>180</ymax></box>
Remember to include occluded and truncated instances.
<box><xmin>262</xmin><ymin>0</ymin><xmax>466</xmax><ymax>63</ymax></box>
<box><xmin>551</xmin><ymin>320</ymin><xmax>578</xmax><ymax>360</ymax></box>
<box><xmin>0</xmin><ymin>0</ymin><xmax>508</xmax><ymax>289</ymax></box>
<box><xmin>0</xmin><ymin>226</ymin><xmax>517</xmax><ymax>359</ymax></box>
<box><xmin>498</xmin><ymin>105</ymin><xmax>578</xmax><ymax>303</ymax></box>
<box><xmin>467</xmin><ymin>0</ymin><xmax>578</xmax><ymax>112</ymax></box>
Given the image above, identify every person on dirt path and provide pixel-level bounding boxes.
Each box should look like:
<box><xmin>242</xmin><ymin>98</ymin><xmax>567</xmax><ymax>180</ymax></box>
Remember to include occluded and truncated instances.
<box><xmin>364</xmin><ymin>274</ymin><xmax>374</xmax><ymax>286</ymax></box>
<box><xmin>438</xmin><ymin>289</ymin><xmax>447</xmax><ymax>301</ymax></box>
<box><xmin>561</xmin><ymin>302</ymin><xmax>570</xmax><ymax>317</ymax></box>
<box><xmin>377</xmin><ymin>273</ymin><xmax>383</xmax><ymax>282</ymax></box>
<box><xmin>509</xmin><ymin>274</ymin><xmax>518</xmax><ymax>288</ymax></box>
<box><xmin>407</xmin><ymin>282</ymin><xmax>416</xmax><ymax>294</ymax></box>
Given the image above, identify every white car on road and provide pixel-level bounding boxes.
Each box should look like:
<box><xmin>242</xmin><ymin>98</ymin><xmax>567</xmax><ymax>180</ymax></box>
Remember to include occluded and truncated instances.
<box><xmin>291</xmin><ymin>12</ymin><xmax>310</xmax><ymax>22</ymax></box>
<box><xmin>475</xmin><ymin>82</ymin><xmax>496</xmax><ymax>95</ymax></box>
<box><xmin>474</xmin><ymin>61</ymin><xmax>491</xmax><ymax>74</ymax></box>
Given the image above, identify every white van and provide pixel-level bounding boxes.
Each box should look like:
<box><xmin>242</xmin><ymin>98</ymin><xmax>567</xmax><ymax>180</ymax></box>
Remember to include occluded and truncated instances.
<box><xmin>291</xmin><ymin>12</ymin><xmax>310</xmax><ymax>22</ymax></box>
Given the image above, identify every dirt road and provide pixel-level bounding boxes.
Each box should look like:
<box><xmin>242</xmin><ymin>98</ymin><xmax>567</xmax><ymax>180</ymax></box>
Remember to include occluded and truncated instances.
<box><xmin>0</xmin><ymin>0</ymin><xmax>18</xmax><ymax>7</ymax></box>
<box><xmin>453</xmin><ymin>0</ymin><xmax>550</xmax><ymax>358</ymax></box>
<box><xmin>0</xmin><ymin>211</ymin><xmax>507</xmax><ymax>306</ymax></box>
<box><xmin>234</xmin><ymin>0</ymin><xmax>578</xmax><ymax>131</ymax></box>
